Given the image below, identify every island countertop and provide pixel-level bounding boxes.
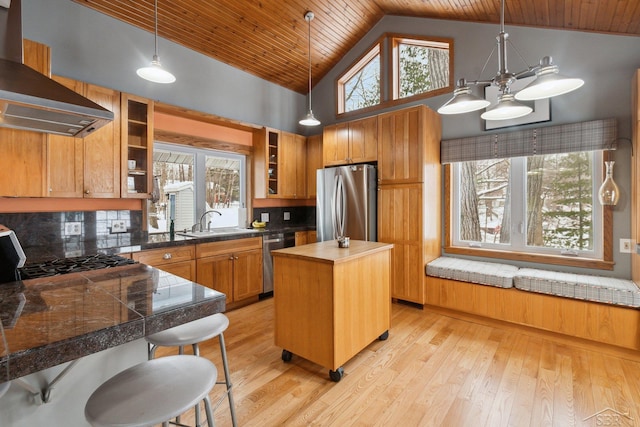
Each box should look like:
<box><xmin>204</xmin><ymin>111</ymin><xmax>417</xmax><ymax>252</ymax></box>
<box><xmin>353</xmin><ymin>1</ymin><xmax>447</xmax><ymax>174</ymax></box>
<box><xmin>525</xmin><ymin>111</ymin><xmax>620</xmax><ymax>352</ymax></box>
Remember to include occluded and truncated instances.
<box><xmin>0</xmin><ymin>263</ymin><xmax>225</xmax><ymax>381</ymax></box>
<box><xmin>271</xmin><ymin>239</ymin><xmax>393</xmax><ymax>264</ymax></box>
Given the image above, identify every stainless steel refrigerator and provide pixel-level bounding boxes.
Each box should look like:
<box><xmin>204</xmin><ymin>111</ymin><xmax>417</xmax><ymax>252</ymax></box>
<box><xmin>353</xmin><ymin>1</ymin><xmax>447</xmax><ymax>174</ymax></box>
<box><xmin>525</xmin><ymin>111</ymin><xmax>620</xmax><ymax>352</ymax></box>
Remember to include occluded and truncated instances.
<box><xmin>316</xmin><ymin>164</ymin><xmax>377</xmax><ymax>242</ymax></box>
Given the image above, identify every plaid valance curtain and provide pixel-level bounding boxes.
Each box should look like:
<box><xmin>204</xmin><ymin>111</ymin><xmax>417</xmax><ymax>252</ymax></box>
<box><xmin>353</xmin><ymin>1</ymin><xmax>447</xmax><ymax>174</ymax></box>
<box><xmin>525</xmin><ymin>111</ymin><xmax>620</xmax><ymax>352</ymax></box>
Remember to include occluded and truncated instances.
<box><xmin>441</xmin><ymin>118</ymin><xmax>617</xmax><ymax>164</ymax></box>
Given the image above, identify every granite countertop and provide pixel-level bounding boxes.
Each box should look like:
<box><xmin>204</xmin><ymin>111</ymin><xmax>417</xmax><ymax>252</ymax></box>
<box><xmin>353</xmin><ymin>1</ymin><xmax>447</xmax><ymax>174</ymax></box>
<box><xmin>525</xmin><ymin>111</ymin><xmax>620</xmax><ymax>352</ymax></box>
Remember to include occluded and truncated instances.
<box><xmin>0</xmin><ymin>264</ymin><xmax>226</xmax><ymax>381</ymax></box>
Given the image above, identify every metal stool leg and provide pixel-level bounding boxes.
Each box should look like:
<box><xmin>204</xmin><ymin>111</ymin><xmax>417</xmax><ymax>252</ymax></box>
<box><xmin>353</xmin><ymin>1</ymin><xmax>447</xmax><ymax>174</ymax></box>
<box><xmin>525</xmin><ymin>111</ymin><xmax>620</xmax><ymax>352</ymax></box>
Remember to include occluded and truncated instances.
<box><xmin>218</xmin><ymin>333</ymin><xmax>237</xmax><ymax>427</ymax></box>
<box><xmin>203</xmin><ymin>394</ymin><xmax>215</xmax><ymax>427</ymax></box>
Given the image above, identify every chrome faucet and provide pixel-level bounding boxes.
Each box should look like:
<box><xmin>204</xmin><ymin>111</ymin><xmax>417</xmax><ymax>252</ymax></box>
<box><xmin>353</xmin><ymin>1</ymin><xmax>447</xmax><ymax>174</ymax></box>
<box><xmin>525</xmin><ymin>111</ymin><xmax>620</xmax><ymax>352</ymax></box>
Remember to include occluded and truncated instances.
<box><xmin>195</xmin><ymin>210</ymin><xmax>222</xmax><ymax>232</ymax></box>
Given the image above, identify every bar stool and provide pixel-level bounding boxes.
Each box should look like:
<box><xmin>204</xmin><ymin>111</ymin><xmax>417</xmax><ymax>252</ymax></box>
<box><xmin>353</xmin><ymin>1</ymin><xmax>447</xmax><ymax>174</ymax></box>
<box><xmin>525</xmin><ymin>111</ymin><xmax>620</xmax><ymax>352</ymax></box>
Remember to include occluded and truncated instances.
<box><xmin>146</xmin><ymin>313</ymin><xmax>237</xmax><ymax>427</ymax></box>
<box><xmin>85</xmin><ymin>355</ymin><xmax>216</xmax><ymax>427</ymax></box>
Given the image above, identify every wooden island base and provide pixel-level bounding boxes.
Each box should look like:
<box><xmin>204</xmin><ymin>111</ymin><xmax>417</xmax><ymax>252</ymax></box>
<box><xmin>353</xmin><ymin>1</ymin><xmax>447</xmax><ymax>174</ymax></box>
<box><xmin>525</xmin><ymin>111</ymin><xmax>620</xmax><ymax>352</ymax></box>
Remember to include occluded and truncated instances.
<box><xmin>272</xmin><ymin>240</ymin><xmax>393</xmax><ymax>381</ymax></box>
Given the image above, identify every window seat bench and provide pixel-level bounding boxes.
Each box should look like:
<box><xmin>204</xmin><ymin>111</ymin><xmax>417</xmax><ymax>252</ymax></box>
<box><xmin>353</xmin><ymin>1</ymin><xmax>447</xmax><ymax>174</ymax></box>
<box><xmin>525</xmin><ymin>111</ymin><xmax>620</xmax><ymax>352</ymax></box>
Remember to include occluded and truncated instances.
<box><xmin>425</xmin><ymin>257</ymin><xmax>640</xmax><ymax>351</ymax></box>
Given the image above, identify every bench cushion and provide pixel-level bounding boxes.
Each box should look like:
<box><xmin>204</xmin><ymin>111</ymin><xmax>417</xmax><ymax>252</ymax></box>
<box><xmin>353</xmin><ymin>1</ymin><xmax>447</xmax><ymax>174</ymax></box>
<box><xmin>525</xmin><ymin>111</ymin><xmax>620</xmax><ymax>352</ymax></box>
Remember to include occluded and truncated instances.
<box><xmin>426</xmin><ymin>257</ymin><xmax>518</xmax><ymax>288</ymax></box>
<box><xmin>514</xmin><ymin>268</ymin><xmax>640</xmax><ymax>308</ymax></box>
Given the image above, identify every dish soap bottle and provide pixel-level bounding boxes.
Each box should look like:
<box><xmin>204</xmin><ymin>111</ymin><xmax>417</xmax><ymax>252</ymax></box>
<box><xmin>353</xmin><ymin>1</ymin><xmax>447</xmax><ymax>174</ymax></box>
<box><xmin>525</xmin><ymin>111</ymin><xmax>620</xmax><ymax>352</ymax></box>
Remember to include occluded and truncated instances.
<box><xmin>169</xmin><ymin>219</ymin><xmax>175</xmax><ymax>240</ymax></box>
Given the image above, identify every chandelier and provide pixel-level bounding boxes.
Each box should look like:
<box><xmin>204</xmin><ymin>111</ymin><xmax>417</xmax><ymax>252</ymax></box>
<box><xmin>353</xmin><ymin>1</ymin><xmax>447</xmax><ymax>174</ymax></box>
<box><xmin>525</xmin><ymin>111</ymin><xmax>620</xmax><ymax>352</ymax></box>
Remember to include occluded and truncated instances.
<box><xmin>438</xmin><ymin>0</ymin><xmax>584</xmax><ymax>121</ymax></box>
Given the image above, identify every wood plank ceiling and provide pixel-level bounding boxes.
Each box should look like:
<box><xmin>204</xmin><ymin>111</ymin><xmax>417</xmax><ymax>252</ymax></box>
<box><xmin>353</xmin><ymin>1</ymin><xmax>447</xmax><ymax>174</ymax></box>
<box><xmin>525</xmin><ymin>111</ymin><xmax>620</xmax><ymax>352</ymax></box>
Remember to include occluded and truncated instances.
<box><xmin>73</xmin><ymin>0</ymin><xmax>640</xmax><ymax>94</ymax></box>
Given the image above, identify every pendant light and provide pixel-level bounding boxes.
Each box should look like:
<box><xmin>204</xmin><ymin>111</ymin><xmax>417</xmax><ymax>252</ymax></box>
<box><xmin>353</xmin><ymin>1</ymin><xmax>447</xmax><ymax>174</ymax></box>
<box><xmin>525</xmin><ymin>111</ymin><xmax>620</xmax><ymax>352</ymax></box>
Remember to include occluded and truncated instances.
<box><xmin>438</xmin><ymin>0</ymin><xmax>583</xmax><ymax>121</ymax></box>
<box><xmin>299</xmin><ymin>11</ymin><xmax>320</xmax><ymax>126</ymax></box>
<box><xmin>137</xmin><ymin>0</ymin><xmax>176</xmax><ymax>84</ymax></box>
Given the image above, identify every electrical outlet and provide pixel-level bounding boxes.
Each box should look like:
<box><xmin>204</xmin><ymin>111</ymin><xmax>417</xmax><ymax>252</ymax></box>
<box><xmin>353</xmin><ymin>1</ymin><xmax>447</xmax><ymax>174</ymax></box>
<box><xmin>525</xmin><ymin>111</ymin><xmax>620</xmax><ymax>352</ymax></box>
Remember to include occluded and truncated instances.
<box><xmin>260</xmin><ymin>212</ymin><xmax>269</xmax><ymax>222</ymax></box>
<box><xmin>620</xmin><ymin>238</ymin><xmax>632</xmax><ymax>253</ymax></box>
<box><xmin>64</xmin><ymin>222</ymin><xmax>82</xmax><ymax>236</ymax></box>
<box><xmin>284</xmin><ymin>211</ymin><xmax>290</xmax><ymax>221</ymax></box>
<box><xmin>111</xmin><ymin>220</ymin><xmax>127</xmax><ymax>233</ymax></box>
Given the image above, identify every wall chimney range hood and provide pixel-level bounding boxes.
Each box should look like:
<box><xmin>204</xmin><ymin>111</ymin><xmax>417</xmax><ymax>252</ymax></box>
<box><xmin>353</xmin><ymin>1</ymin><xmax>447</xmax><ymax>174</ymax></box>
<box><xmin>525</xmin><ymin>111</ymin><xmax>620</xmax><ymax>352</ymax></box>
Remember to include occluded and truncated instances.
<box><xmin>0</xmin><ymin>0</ymin><xmax>113</xmax><ymax>137</ymax></box>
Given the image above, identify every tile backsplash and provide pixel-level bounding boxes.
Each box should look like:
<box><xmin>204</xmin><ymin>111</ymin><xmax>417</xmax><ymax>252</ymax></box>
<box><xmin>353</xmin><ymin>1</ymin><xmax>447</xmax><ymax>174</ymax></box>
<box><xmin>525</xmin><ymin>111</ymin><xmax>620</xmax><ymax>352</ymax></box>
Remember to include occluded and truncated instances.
<box><xmin>0</xmin><ymin>210</ymin><xmax>143</xmax><ymax>262</ymax></box>
<box><xmin>251</xmin><ymin>206</ymin><xmax>315</xmax><ymax>229</ymax></box>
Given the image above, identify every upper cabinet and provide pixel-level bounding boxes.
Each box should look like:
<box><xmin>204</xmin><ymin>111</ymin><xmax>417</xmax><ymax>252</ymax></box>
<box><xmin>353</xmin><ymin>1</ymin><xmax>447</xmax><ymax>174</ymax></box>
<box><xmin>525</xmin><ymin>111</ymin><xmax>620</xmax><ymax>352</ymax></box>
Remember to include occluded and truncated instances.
<box><xmin>253</xmin><ymin>127</ymin><xmax>307</xmax><ymax>199</ymax></box>
<box><xmin>377</xmin><ymin>106</ymin><xmax>440</xmax><ymax>184</ymax></box>
<box><xmin>121</xmin><ymin>94</ymin><xmax>154</xmax><ymax>198</ymax></box>
<box><xmin>322</xmin><ymin>116</ymin><xmax>377</xmax><ymax>166</ymax></box>
<box><xmin>48</xmin><ymin>76</ymin><xmax>121</xmax><ymax>198</ymax></box>
<box><xmin>306</xmin><ymin>133</ymin><xmax>323</xmax><ymax>199</ymax></box>
<box><xmin>0</xmin><ymin>40</ymin><xmax>49</xmax><ymax>197</ymax></box>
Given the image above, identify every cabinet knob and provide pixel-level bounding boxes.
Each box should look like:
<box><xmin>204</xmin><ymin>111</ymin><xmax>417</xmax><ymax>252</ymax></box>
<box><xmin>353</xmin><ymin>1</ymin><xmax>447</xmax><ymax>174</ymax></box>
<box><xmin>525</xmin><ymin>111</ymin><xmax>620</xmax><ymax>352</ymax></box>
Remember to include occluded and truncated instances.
<box><xmin>85</xmin><ymin>190</ymin><xmax>90</xmax><ymax>194</ymax></box>
<box><xmin>163</xmin><ymin>253</ymin><xmax>172</xmax><ymax>260</ymax></box>
<box><xmin>234</xmin><ymin>256</ymin><xmax>239</xmax><ymax>260</ymax></box>
<box><xmin>229</xmin><ymin>256</ymin><xmax>234</xmax><ymax>260</ymax></box>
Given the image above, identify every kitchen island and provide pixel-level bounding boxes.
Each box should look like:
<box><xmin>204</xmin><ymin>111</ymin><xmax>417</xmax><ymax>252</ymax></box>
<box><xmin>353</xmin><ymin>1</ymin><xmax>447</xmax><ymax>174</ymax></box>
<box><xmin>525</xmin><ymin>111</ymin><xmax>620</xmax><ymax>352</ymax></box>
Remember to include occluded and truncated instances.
<box><xmin>272</xmin><ymin>240</ymin><xmax>393</xmax><ymax>381</ymax></box>
<box><xmin>0</xmin><ymin>263</ymin><xmax>225</xmax><ymax>426</ymax></box>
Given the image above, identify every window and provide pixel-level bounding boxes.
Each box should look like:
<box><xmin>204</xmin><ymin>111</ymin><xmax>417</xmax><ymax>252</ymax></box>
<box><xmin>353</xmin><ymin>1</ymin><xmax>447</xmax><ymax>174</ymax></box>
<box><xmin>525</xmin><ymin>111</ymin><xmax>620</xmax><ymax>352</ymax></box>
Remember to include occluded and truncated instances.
<box><xmin>451</xmin><ymin>151</ymin><xmax>603</xmax><ymax>258</ymax></box>
<box><xmin>148</xmin><ymin>142</ymin><xmax>246</xmax><ymax>233</ymax></box>
<box><xmin>336</xmin><ymin>35</ymin><xmax>453</xmax><ymax>116</ymax></box>
<box><xmin>337</xmin><ymin>44</ymin><xmax>381</xmax><ymax>114</ymax></box>
<box><xmin>392</xmin><ymin>36</ymin><xmax>451</xmax><ymax>100</ymax></box>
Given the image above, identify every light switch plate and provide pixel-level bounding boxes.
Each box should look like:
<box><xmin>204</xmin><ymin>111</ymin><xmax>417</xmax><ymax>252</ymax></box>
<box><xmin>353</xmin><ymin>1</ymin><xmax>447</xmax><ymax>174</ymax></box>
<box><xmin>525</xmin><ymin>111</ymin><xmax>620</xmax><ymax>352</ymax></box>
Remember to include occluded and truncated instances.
<box><xmin>111</xmin><ymin>220</ymin><xmax>127</xmax><ymax>233</ymax></box>
<box><xmin>261</xmin><ymin>212</ymin><xmax>269</xmax><ymax>222</ymax></box>
<box><xmin>620</xmin><ymin>238</ymin><xmax>632</xmax><ymax>253</ymax></box>
<box><xmin>284</xmin><ymin>211</ymin><xmax>290</xmax><ymax>221</ymax></box>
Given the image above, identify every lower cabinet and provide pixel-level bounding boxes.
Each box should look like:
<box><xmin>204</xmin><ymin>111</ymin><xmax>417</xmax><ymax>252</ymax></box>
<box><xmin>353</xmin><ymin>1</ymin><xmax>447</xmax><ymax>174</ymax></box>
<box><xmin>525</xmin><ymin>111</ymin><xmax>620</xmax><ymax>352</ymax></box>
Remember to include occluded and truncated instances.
<box><xmin>295</xmin><ymin>230</ymin><xmax>317</xmax><ymax>246</ymax></box>
<box><xmin>195</xmin><ymin>237</ymin><xmax>263</xmax><ymax>304</ymax></box>
<box><xmin>131</xmin><ymin>245</ymin><xmax>196</xmax><ymax>281</ymax></box>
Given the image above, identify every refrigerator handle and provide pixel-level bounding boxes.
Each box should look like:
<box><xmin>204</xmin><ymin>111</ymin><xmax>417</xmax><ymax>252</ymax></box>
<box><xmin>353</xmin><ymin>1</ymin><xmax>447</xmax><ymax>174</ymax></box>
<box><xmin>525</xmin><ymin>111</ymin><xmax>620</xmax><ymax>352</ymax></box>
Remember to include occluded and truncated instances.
<box><xmin>331</xmin><ymin>175</ymin><xmax>339</xmax><ymax>240</ymax></box>
<box><xmin>336</xmin><ymin>174</ymin><xmax>346</xmax><ymax>238</ymax></box>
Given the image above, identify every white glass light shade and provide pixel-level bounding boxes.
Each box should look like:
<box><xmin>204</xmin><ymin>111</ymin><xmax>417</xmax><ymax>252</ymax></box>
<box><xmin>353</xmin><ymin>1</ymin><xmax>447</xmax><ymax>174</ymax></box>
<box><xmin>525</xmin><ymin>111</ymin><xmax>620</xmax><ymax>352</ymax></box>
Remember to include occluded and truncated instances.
<box><xmin>299</xmin><ymin>111</ymin><xmax>321</xmax><ymax>126</ymax></box>
<box><xmin>438</xmin><ymin>85</ymin><xmax>491</xmax><ymax>115</ymax></box>
<box><xmin>480</xmin><ymin>93</ymin><xmax>532</xmax><ymax>121</ymax></box>
<box><xmin>515</xmin><ymin>57</ymin><xmax>584</xmax><ymax>101</ymax></box>
<box><xmin>137</xmin><ymin>56</ymin><xmax>176</xmax><ymax>84</ymax></box>
<box><xmin>598</xmin><ymin>160</ymin><xmax>620</xmax><ymax>206</ymax></box>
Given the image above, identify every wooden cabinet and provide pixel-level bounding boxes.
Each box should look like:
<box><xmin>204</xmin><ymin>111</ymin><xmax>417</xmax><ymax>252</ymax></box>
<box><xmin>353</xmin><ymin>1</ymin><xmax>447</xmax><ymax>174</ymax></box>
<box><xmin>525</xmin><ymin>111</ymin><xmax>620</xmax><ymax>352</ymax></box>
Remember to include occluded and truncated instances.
<box><xmin>378</xmin><ymin>106</ymin><xmax>440</xmax><ymax>184</ymax></box>
<box><xmin>253</xmin><ymin>127</ymin><xmax>307</xmax><ymax>199</ymax></box>
<box><xmin>121</xmin><ymin>94</ymin><xmax>154</xmax><ymax>198</ymax></box>
<box><xmin>295</xmin><ymin>230</ymin><xmax>317</xmax><ymax>246</ymax></box>
<box><xmin>306</xmin><ymin>133</ymin><xmax>323</xmax><ymax>199</ymax></box>
<box><xmin>279</xmin><ymin>132</ymin><xmax>307</xmax><ymax>199</ymax></box>
<box><xmin>0</xmin><ymin>40</ymin><xmax>49</xmax><ymax>197</ymax></box>
<box><xmin>322</xmin><ymin>116</ymin><xmax>377</xmax><ymax>166</ymax></box>
<box><xmin>195</xmin><ymin>237</ymin><xmax>263</xmax><ymax>303</ymax></box>
<box><xmin>377</xmin><ymin>105</ymin><xmax>442</xmax><ymax>304</ymax></box>
<box><xmin>48</xmin><ymin>76</ymin><xmax>121</xmax><ymax>198</ymax></box>
<box><xmin>132</xmin><ymin>245</ymin><xmax>196</xmax><ymax>281</ymax></box>
<box><xmin>273</xmin><ymin>240</ymin><xmax>392</xmax><ymax>376</ymax></box>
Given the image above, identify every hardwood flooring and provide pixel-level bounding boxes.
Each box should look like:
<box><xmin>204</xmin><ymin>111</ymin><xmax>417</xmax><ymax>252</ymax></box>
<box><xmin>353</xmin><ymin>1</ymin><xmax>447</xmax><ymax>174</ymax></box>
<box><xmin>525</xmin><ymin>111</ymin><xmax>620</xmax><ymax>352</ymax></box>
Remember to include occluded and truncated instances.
<box><xmin>156</xmin><ymin>298</ymin><xmax>640</xmax><ymax>426</ymax></box>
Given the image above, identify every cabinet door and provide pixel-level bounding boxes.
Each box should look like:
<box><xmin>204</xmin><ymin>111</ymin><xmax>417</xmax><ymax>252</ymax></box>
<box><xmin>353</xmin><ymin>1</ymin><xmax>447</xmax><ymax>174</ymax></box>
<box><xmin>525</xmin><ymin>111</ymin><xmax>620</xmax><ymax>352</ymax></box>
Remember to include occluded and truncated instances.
<box><xmin>121</xmin><ymin>94</ymin><xmax>154</xmax><ymax>198</ymax></box>
<box><xmin>279</xmin><ymin>131</ymin><xmax>307</xmax><ymax>199</ymax></box>
<box><xmin>157</xmin><ymin>261</ymin><xmax>196</xmax><ymax>282</ymax></box>
<box><xmin>378</xmin><ymin>183</ymin><xmax>425</xmax><ymax>303</ymax></box>
<box><xmin>48</xmin><ymin>76</ymin><xmax>84</xmax><ymax>197</ymax></box>
<box><xmin>306</xmin><ymin>134</ymin><xmax>323</xmax><ymax>198</ymax></box>
<box><xmin>84</xmin><ymin>84</ymin><xmax>121</xmax><ymax>198</ymax></box>
<box><xmin>378</xmin><ymin>106</ymin><xmax>424</xmax><ymax>183</ymax></box>
<box><xmin>197</xmin><ymin>254</ymin><xmax>235</xmax><ymax>302</ymax></box>
<box><xmin>322</xmin><ymin>123</ymin><xmax>349</xmax><ymax>166</ymax></box>
<box><xmin>233</xmin><ymin>248</ymin><xmax>263</xmax><ymax>301</ymax></box>
<box><xmin>349</xmin><ymin>116</ymin><xmax>378</xmax><ymax>164</ymax></box>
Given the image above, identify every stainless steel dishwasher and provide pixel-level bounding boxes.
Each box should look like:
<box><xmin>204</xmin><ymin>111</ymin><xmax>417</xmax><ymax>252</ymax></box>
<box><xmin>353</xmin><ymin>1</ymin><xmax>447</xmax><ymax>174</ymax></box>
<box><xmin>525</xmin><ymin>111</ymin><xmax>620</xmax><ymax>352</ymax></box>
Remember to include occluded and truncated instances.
<box><xmin>262</xmin><ymin>232</ymin><xmax>296</xmax><ymax>296</ymax></box>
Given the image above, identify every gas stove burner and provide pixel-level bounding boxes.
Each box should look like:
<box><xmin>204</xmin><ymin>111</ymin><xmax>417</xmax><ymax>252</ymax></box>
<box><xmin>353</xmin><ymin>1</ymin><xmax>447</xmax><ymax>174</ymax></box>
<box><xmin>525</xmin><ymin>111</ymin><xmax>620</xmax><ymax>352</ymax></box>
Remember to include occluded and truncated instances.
<box><xmin>19</xmin><ymin>254</ymin><xmax>137</xmax><ymax>280</ymax></box>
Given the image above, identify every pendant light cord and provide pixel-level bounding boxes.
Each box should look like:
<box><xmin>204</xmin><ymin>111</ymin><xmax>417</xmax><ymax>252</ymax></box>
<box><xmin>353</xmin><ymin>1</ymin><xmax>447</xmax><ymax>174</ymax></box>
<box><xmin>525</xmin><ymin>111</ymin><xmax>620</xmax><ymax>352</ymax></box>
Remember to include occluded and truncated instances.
<box><xmin>307</xmin><ymin>12</ymin><xmax>313</xmax><ymax>112</ymax></box>
<box><xmin>153</xmin><ymin>0</ymin><xmax>159</xmax><ymax>58</ymax></box>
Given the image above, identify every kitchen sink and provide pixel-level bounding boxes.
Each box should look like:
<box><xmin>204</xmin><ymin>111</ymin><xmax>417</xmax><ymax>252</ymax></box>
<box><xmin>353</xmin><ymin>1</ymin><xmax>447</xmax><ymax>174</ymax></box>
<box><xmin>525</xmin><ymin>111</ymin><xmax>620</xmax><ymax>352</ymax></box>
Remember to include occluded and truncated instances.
<box><xmin>178</xmin><ymin>227</ymin><xmax>258</xmax><ymax>238</ymax></box>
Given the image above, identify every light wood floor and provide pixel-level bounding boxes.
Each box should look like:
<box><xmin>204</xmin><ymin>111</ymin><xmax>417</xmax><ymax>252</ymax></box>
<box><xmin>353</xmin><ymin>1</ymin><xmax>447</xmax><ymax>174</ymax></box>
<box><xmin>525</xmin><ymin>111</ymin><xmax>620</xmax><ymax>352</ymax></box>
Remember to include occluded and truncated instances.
<box><xmin>157</xmin><ymin>298</ymin><xmax>640</xmax><ymax>426</ymax></box>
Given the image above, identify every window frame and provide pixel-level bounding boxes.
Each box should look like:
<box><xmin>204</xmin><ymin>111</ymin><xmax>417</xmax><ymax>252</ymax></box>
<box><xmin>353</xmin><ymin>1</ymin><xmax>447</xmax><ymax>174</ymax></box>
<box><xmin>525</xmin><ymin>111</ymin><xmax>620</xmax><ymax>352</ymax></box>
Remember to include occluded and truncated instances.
<box><xmin>150</xmin><ymin>142</ymin><xmax>247</xmax><ymax>233</ymax></box>
<box><xmin>335</xmin><ymin>33</ymin><xmax>454</xmax><ymax>119</ymax></box>
<box><xmin>337</xmin><ymin>42</ymin><xmax>382</xmax><ymax>115</ymax></box>
<box><xmin>444</xmin><ymin>153</ymin><xmax>615</xmax><ymax>271</ymax></box>
<box><xmin>390</xmin><ymin>34</ymin><xmax>454</xmax><ymax>102</ymax></box>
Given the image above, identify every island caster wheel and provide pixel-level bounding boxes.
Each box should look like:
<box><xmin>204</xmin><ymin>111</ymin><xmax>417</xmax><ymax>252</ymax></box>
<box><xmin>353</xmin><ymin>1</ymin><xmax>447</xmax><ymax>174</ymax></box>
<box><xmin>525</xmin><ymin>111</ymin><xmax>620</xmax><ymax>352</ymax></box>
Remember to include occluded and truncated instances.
<box><xmin>379</xmin><ymin>330</ymin><xmax>389</xmax><ymax>341</ymax></box>
<box><xmin>329</xmin><ymin>367</ymin><xmax>344</xmax><ymax>382</ymax></box>
<box><xmin>282</xmin><ymin>349</ymin><xmax>293</xmax><ymax>362</ymax></box>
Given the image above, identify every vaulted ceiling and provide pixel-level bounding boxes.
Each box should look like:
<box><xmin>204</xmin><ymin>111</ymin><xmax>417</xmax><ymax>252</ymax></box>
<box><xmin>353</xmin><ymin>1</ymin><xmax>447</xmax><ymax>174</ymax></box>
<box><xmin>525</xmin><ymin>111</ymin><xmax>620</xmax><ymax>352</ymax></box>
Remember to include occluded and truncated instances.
<box><xmin>73</xmin><ymin>0</ymin><xmax>640</xmax><ymax>94</ymax></box>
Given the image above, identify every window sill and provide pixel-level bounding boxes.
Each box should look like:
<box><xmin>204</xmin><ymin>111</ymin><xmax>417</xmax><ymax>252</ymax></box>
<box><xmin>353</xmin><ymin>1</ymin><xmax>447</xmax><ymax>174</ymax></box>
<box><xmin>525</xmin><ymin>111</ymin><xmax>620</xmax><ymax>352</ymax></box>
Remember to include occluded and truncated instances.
<box><xmin>444</xmin><ymin>245</ymin><xmax>614</xmax><ymax>271</ymax></box>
